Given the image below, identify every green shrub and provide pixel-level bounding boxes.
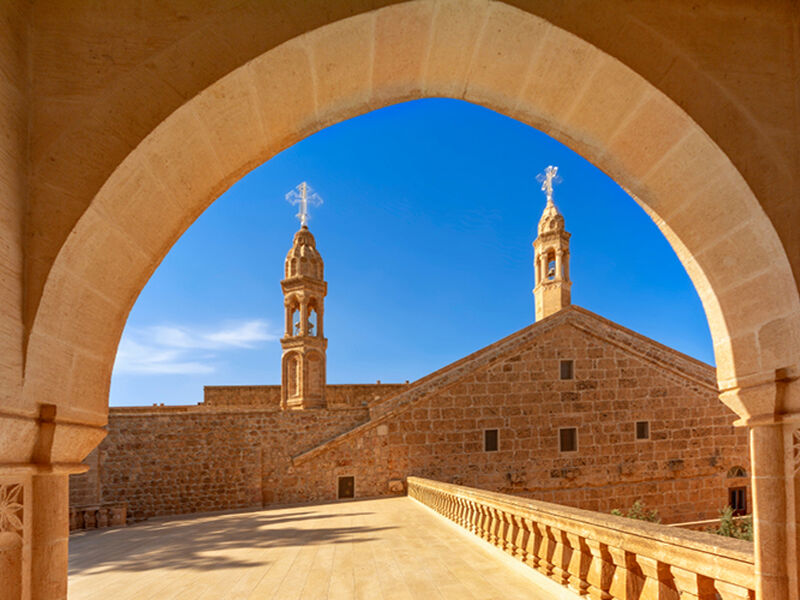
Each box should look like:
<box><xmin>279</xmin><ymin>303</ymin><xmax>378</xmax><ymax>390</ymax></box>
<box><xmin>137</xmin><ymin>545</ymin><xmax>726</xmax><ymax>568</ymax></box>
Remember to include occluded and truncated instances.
<box><xmin>610</xmin><ymin>499</ymin><xmax>661</xmax><ymax>523</ymax></box>
<box><xmin>711</xmin><ymin>506</ymin><xmax>752</xmax><ymax>541</ymax></box>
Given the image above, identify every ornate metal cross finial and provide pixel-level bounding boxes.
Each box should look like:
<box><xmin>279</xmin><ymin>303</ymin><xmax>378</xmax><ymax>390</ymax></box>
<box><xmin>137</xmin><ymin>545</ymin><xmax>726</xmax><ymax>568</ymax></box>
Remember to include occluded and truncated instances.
<box><xmin>286</xmin><ymin>181</ymin><xmax>323</xmax><ymax>227</ymax></box>
<box><xmin>536</xmin><ymin>165</ymin><xmax>562</xmax><ymax>205</ymax></box>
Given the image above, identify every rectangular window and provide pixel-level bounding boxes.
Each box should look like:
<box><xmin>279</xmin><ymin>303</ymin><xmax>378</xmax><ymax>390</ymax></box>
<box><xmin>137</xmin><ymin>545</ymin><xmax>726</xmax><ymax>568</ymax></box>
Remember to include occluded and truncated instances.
<box><xmin>560</xmin><ymin>360</ymin><xmax>574</xmax><ymax>380</ymax></box>
<box><xmin>559</xmin><ymin>427</ymin><xmax>577</xmax><ymax>453</ymax></box>
<box><xmin>635</xmin><ymin>421</ymin><xmax>650</xmax><ymax>440</ymax></box>
<box><xmin>484</xmin><ymin>429</ymin><xmax>499</xmax><ymax>452</ymax></box>
<box><xmin>729</xmin><ymin>486</ymin><xmax>747</xmax><ymax>516</ymax></box>
<box><xmin>337</xmin><ymin>476</ymin><xmax>355</xmax><ymax>499</ymax></box>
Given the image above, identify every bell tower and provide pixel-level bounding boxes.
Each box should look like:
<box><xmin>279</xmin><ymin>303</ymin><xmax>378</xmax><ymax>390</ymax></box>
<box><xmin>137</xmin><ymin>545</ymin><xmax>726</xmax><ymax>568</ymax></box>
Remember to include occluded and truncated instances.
<box><xmin>281</xmin><ymin>183</ymin><xmax>327</xmax><ymax>410</ymax></box>
<box><xmin>533</xmin><ymin>166</ymin><xmax>571</xmax><ymax>321</ymax></box>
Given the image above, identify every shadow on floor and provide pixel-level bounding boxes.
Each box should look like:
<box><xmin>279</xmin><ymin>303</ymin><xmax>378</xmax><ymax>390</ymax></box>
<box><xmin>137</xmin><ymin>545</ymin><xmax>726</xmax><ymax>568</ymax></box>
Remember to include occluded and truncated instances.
<box><xmin>69</xmin><ymin>507</ymin><xmax>394</xmax><ymax>575</ymax></box>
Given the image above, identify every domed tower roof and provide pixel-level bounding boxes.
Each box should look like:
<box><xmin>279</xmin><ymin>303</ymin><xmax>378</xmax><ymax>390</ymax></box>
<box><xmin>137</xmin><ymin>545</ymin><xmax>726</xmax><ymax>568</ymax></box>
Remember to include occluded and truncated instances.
<box><xmin>284</xmin><ymin>225</ymin><xmax>324</xmax><ymax>280</ymax></box>
<box><xmin>537</xmin><ymin>198</ymin><xmax>565</xmax><ymax>236</ymax></box>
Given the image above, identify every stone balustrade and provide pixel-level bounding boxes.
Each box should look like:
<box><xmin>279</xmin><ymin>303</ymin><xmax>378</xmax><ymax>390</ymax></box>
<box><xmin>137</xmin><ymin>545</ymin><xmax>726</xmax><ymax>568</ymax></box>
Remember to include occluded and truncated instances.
<box><xmin>407</xmin><ymin>477</ymin><xmax>754</xmax><ymax>599</ymax></box>
<box><xmin>69</xmin><ymin>503</ymin><xmax>127</xmax><ymax>531</ymax></box>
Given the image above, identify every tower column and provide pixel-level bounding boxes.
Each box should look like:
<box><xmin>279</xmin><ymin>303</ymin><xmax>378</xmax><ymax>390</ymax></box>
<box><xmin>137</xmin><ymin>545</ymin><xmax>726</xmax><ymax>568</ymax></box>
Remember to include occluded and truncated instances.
<box><xmin>555</xmin><ymin>249</ymin><xmax>563</xmax><ymax>281</ymax></box>
<box><xmin>284</xmin><ymin>302</ymin><xmax>293</xmax><ymax>337</ymax></box>
<box><xmin>299</xmin><ymin>300</ymin><xmax>309</xmax><ymax>336</ymax></box>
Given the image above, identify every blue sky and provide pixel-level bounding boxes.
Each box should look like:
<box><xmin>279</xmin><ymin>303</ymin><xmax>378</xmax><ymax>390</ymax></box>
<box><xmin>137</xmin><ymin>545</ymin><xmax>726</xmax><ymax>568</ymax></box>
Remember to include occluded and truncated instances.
<box><xmin>110</xmin><ymin>98</ymin><xmax>713</xmax><ymax>407</ymax></box>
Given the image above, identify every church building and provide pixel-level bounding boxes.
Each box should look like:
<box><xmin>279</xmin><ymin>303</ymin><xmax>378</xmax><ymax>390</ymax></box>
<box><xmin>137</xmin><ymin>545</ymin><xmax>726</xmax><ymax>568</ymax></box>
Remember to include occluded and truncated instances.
<box><xmin>69</xmin><ymin>181</ymin><xmax>750</xmax><ymax>529</ymax></box>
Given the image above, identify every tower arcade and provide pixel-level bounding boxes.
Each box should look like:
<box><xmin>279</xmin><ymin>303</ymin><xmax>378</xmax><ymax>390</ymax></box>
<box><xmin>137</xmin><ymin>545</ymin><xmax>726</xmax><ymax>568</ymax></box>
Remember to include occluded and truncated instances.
<box><xmin>280</xmin><ymin>225</ymin><xmax>328</xmax><ymax>409</ymax></box>
<box><xmin>533</xmin><ymin>167</ymin><xmax>571</xmax><ymax>321</ymax></box>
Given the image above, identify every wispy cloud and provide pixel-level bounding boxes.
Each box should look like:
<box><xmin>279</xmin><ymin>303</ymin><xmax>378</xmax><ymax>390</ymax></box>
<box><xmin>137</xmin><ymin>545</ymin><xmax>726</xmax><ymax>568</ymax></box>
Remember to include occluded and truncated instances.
<box><xmin>114</xmin><ymin>319</ymin><xmax>277</xmax><ymax>375</ymax></box>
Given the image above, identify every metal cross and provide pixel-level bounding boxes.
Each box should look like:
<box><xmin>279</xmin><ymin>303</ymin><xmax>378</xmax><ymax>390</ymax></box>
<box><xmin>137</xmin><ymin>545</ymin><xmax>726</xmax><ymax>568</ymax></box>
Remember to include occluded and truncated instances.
<box><xmin>536</xmin><ymin>165</ymin><xmax>561</xmax><ymax>205</ymax></box>
<box><xmin>286</xmin><ymin>181</ymin><xmax>323</xmax><ymax>227</ymax></box>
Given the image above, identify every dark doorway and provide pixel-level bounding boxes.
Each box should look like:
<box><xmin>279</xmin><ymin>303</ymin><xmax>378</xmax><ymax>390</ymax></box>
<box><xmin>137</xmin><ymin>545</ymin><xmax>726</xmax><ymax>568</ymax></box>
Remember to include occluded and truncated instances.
<box><xmin>338</xmin><ymin>476</ymin><xmax>355</xmax><ymax>499</ymax></box>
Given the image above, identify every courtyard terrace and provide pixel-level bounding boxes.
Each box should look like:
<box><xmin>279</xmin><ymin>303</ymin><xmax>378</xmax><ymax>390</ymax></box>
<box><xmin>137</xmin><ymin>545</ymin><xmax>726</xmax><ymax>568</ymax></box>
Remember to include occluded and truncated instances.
<box><xmin>68</xmin><ymin>496</ymin><xmax>575</xmax><ymax>600</ymax></box>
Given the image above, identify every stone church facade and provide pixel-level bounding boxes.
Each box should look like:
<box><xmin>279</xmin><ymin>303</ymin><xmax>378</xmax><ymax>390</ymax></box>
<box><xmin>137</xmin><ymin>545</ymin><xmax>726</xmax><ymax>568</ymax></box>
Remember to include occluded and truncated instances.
<box><xmin>69</xmin><ymin>197</ymin><xmax>750</xmax><ymax>527</ymax></box>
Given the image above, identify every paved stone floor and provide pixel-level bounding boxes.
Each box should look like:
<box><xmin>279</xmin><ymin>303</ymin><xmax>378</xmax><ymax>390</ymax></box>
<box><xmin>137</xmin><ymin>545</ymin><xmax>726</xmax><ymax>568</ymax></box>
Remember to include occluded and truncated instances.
<box><xmin>69</xmin><ymin>496</ymin><xmax>576</xmax><ymax>599</ymax></box>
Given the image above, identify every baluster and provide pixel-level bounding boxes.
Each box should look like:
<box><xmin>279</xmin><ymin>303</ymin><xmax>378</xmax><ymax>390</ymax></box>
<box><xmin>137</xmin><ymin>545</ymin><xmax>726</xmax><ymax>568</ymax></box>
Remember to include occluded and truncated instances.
<box><xmin>714</xmin><ymin>580</ymin><xmax>754</xmax><ymax>600</ymax></box>
<box><xmin>531</xmin><ymin>523</ymin><xmax>552</xmax><ymax>575</ymax></box>
<box><xmin>504</xmin><ymin>511</ymin><xmax>519</xmax><ymax>557</ymax></box>
<box><xmin>548</xmin><ymin>527</ymin><xmax>570</xmax><ymax>586</ymax></box>
<box><xmin>565</xmin><ymin>532</ymin><xmax>591</xmax><ymax>596</ymax></box>
<box><xmin>457</xmin><ymin>497</ymin><xmax>468</xmax><ymax>529</ymax></box>
<box><xmin>481</xmin><ymin>505</ymin><xmax>491</xmax><ymax>541</ymax></box>
<box><xmin>671</xmin><ymin>566</ymin><xmax>717</xmax><ymax>600</ymax></box>
<box><xmin>585</xmin><ymin>539</ymin><xmax>614</xmax><ymax>600</ymax></box>
<box><xmin>605</xmin><ymin>546</ymin><xmax>631</xmax><ymax>600</ymax></box>
<box><xmin>468</xmin><ymin>500</ymin><xmax>479</xmax><ymax>535</ymax></box>
<box><xmin>496</xmin><ymin>508</ymin><xmax>509</xmax><ymax>551</ymax></box>
<box><xmin>486</xmin><ymin>506</ymin><xmax>498</xmax><ymax>544</ymax></box>
<box><xmin>466</xmin><ymin>500</ymin><xmax>477</xmax><ymax>535</ymax></box>
<box><xmin>515</xmin><ymin>515</ymin><xmax>531</xmax><ymax>564</ymax></box>
<box><xmin>635</xmin><ymin>556</ymin><xmax>678</xmax><ymax>599</ymax></box>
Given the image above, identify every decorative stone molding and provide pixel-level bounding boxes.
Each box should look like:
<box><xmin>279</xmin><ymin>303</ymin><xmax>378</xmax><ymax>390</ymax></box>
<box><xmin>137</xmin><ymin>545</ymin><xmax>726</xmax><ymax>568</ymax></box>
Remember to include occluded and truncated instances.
<box><xmin>408</xmin><ymin>476</ymin><xmax>755</xmax><ymax>599</ymax></box>
<box><xmin>793</xmin><ymin>428</ymin><xmax>800</xmax><ymax>477</ymax></box>
<box><xmin>0</xmin><ymin>482</ymin><xmax>23</xmax><ymax>535</ymax></box>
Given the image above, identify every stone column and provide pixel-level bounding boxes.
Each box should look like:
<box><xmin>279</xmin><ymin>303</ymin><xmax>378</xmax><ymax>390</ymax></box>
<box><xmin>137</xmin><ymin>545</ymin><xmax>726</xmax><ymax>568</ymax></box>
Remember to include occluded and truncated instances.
<box><xmin>30</xmin><ymin>471</ymin><xmax>69</xmax><ymax>600</ymax></box>
<box><xmin>284</xmin><ymin>302</ymin><xmax>293</xmax><ymax>336</ymax></box>
<box><xmin>749</xmin><ymin>418</ymin><xmax>798</xmax><ymax>600</ymax></box>
<box><xmin>555</xmin><ymin>249</ymin><xmax>562</xmax><ymax>281</ymax></box>
<box><xmin>0</xmin><ymin>405</ymin><xmax>106</xmax><ymax>600</ymax></box>
<box><xmin>299</xmin><ymin>301</ymin><xmax>309</xmax><ymax>336</ymax></box>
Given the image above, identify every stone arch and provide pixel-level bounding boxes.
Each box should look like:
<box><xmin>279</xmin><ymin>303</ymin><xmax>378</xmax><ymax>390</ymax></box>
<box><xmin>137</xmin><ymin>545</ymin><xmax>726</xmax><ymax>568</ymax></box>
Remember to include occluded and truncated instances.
<box><xmin>22</xmin><ymin>0</ymin><xmax>799</xmax><ymax>429</ymax></box>
<box><xmin>728</xmin><ymin>466</ymin><xmax>748</xmax><ymax>479</ymax></box>
<box><xmin>283</xmin><ymin>352</ymin><xmax>301</xmax><ymax>399</ymax></box>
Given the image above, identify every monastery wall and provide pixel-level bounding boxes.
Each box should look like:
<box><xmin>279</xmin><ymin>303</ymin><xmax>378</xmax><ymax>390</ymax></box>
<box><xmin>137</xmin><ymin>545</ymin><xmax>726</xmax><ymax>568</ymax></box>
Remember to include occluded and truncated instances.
<box><xmin>69</xmin><ymin>407</ymin><xmax>369</xmax><ymax>520</ymax></box>
<box><xmin>203</xmin><ymin>383</ymin><xmax>408</xmax><ymax>410</ymax></box>
<box><xmin>70</xmin><ymin>319</ymin><xmax>750</xmax><ymax>525</ymax></box>
<box><xmin>291</xmin><ymin>322</ymin><xmax>750</xmax><ymax>524</ymax></box>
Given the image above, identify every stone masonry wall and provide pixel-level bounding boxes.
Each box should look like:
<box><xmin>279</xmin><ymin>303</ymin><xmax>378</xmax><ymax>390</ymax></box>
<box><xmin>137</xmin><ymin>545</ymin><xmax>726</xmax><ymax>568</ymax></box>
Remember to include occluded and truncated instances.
<box><xmin>203</xmin><ymin>383</ymin><xmax>408</xmax><ymax>409</ymax></box>
<box><xmin>71</xmin><ymin>318</ymin><xmax>750</xmax><ymax>525</ymax></box>
<box><xmin>291</xmin><ymin>322</ymin><xmax>750</xmax><ymax>524</ymax></box>
<box><xmin>70</xmin><ymin>407</ymin><xmax>369</xmax><ymax>519</ymax></box>
<box><xmin>69</xmin><ymin>448</ymin><xmax>100</xmax><ymax>506</ymax></box>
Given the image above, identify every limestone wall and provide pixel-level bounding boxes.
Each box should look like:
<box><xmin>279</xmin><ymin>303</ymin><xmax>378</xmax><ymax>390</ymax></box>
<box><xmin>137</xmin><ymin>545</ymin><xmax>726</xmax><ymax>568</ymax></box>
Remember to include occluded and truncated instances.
<box><xmin>203</xmin><ymin>383</ymin><xmax>408</xmax><ymax>409</ymax></box>
<box><xmin>292</xmin><ymin>322</ymin><xmax>750</xmax><ymax>524</ymax></box>
<box><xmin>70</xmin><ymin>407</ymin><xmax>370</xmax><ymax>519</ymax></box>
<box><xmin>71</xmin><ymin>319</ymin><xmax>750</xmax><ymax>525</ymax></box>
<box><xmin>69</xmin><ymin>448</ymin><xmax>100</xmax><ymax>506</ymax></box>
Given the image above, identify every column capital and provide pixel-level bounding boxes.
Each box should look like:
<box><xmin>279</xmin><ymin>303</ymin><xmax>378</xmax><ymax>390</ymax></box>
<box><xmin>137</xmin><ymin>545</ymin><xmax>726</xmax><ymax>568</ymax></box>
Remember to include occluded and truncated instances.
<box><xmin>723</xmin><ymin>367</ymin><xmax>800</xmax><ymax>427</ymax></box>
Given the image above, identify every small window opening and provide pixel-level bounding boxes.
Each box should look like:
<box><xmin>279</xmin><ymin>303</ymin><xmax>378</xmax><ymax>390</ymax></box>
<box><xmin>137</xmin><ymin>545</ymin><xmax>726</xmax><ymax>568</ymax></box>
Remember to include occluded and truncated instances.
<box><xmin>635</xmin><ymin>421</ymin><xmax>650</xmax><ymax>440</ymax></box>
<box><xmin>337</xmin><ymin>476</ymin><xmax>355</xmax><ymax>499</ymax></box>
<box><xmin>484</xmin><ymin>429</ymin><xmax>499</xmax><ymax>452</ymax></box>
<box><xmin>729</xmin><ymin>486</ymin><xmax>747</xmax><ymax>516</ymax></box>
<box><xmin>727</xmin><ymin>466</ymin><xmax>747</xmax><ymax>478</ymax></box>
<box><xmin>559</xmin><ymin>427</ymin><xmax>577</xmax><ymax>453</ymax></box>
<box><xmin>560</xmin><ymin>360</ymin><xmax>574</xmax><ymax>380</ymax></box>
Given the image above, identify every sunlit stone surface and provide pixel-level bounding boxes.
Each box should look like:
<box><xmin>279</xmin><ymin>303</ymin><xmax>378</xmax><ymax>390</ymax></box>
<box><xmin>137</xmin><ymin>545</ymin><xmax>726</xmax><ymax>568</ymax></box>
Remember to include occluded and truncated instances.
<box><xmin>68</xmin><ymin>497</ymin><xmax>575</xmax><ymax>599</ymax></box>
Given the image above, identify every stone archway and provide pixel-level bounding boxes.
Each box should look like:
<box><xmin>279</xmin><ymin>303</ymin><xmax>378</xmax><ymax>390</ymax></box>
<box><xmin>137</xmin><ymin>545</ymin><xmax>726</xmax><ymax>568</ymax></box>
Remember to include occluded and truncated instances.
<box><xmin>11</xmin><ymin>1</ymin><xmax>800</xmax><ymax>598</ymax></box>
